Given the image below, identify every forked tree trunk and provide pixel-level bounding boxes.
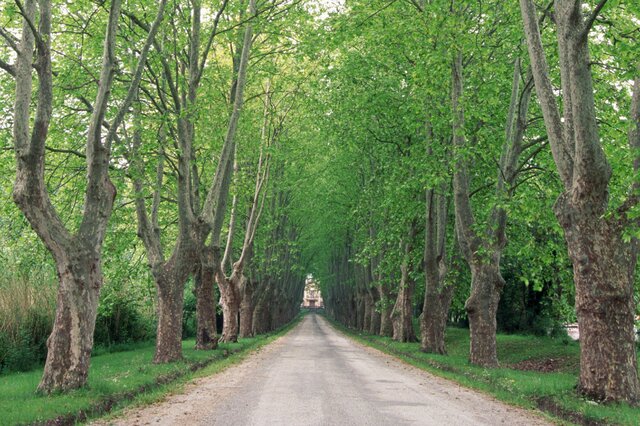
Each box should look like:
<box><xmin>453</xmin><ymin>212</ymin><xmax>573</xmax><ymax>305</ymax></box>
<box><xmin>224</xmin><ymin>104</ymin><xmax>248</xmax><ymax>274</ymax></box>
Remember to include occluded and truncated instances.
<box><xmin>38</xmin><ymin>255</ymin><xmax>101</xmax><ymax>392</ymax></box>
<box><xmin>195</xmin><ymin>251</ymin><xmax>218</xmax><ymax>350</ymax></box>
<box><xmin>450</xmin><ymin>47</ymin><xmax>532</xmax><ymax>366</ymax></box>
<box><xmin>201</xmin><ymin>0</ymin><xmax>260</xmax><ymax>345</ymax></box>
<box><xmin>11</xmin><ymin>0</ymin><xmax>165</xmax><ymax>394</ymax></box>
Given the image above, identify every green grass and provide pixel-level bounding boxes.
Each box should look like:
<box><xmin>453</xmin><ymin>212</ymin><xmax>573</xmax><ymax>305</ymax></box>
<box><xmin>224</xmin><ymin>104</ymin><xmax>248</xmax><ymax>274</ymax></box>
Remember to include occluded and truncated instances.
<box><xmin>0</xmin><ymin>315</ymin><xmax>302</xmax><ymax>425</ymax></box>
<box><xmin>329</xmin><ymin>320</ymin><xmax>640</xmax><ymax>426</ymax></box>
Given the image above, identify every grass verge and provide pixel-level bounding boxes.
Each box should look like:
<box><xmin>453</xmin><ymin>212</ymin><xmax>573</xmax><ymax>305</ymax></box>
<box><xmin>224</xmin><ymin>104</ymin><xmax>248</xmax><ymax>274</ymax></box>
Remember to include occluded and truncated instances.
<box><xmin>326</xmin><ymin>318</ymin><xmax>640</xmax><ymax>426</ymax></box>
<box><xmin>0</xmin><ymin>315</ymin><xmax>302</xmax><ymax>426</ymax></box>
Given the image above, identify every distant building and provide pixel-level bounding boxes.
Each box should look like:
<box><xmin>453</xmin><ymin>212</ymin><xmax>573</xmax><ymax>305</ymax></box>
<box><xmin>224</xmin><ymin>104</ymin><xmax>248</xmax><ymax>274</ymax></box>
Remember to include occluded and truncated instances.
<box><xmin>302</xmin><ymin>277</ymin><xmax>323</xmax><ymax>309</ymax></box>
<box><xmin>564</xmin><ymin>319</ymin><xmax>640</xmax><ymax>341</ymax></box>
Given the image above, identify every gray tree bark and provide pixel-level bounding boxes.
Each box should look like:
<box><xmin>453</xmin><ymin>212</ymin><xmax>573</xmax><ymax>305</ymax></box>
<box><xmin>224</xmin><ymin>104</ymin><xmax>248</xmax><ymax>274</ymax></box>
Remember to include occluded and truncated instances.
<box><xmin>239</xmin><ymin>276</ymin><xmax>256</xmax><ymax>338</ymax></box>
<box><xmin>195</xmin><ymin>246</ymin><xmax>218</xmax><ymax>349</ymax></box>
<box><xmin>420</xmin><ymin>184</ymin><xmax>453</xmax><ymax>354</ymax></box>
<box><xmin>391</xmin><ymin>222</ymin><xmax>418</xmax><ymax>342</ymax></box>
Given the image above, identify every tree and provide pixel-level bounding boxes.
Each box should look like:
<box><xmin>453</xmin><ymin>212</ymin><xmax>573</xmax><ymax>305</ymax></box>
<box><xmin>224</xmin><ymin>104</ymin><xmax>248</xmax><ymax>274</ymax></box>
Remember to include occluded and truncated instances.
<box><xmin>6</xmin><ymin>0</ymin><xmax>165</xmax><ymax>392</ymax></box>
<box><xmin>520</xmin><ymin>0</ymin><xmax>639</xmax><ymax>403</ymax></box>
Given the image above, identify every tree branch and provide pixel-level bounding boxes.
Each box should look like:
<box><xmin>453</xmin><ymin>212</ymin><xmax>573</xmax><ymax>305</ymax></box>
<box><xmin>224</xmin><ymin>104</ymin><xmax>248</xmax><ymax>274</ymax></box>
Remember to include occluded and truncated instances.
<box><xmin>520</xmin><ymin>0</ymin><xmax>573</xmax><ymax>187</ymax></box>
<box><xmin>14</xmin><ymin>0</ymin><xmax>43</xmax><ymax>48</ymax></box>
<box><xmin>581</xmin><ymin>0</ymin><xmax>608</xmax><ymax>40</ymax></box>
<box><xmin>0</xmin><ymin>26</ymin><xmax>19</xmax><ymax>52</ymax></box>
<box><xmin>196</xmin><ymin>0</ymin><xmax>229</xmax><ymax>86</ymax></box>
<box><xmin>105</xmin><ymin>0</ymin><xmax>167</xmax><ymax>152</ymax></box>
<box><xmin>0</xmin><ymin>59</ymin><xmax>15</xmax><ymax>76</ymax></box>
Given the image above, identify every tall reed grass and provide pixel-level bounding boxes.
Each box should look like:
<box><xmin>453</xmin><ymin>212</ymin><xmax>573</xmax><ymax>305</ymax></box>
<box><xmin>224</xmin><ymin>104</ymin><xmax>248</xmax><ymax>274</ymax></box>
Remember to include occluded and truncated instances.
<box><xmin>0</xmin><ymin>270</ymin><xmax>56</xmax><ymax>373</ymax></box>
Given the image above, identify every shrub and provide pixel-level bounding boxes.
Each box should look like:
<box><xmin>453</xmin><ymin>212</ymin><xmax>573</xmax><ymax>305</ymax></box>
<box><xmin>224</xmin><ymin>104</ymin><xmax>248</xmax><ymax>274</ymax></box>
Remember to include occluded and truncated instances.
<box><xmin>94</xmin><ymin>281</ymin><xmax>155</xmax><ymax>347</ymax></box>
<box><xmin>497</xmin><ymin>273</ymin><xmax>567</xmax><ymax>337</ymax></box>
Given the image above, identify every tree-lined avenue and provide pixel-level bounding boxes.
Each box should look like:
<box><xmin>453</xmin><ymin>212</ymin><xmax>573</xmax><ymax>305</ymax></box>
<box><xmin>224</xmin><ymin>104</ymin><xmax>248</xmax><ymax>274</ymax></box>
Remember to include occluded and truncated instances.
<box><xmin>98</xmin><ymin>314</ymin><xmax>550</xmax><ymax>426</ymax></box>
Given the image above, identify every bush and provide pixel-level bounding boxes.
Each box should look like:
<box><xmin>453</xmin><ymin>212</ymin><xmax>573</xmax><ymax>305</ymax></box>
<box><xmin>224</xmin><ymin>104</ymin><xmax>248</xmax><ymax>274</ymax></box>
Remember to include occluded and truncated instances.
<box><xmin>497</xmin><ymin>272</ymin><xmax>566</xmax><ymax>337</ymax></box>
<box><xmin>94</xmin><ymin>299</ymin><xmax>154</xmax><ymax>347</ymax></box>
<box><xmin>94</xmin><ymin>282</ymin><xmax>155</xmax><ymax>347</ymax></box>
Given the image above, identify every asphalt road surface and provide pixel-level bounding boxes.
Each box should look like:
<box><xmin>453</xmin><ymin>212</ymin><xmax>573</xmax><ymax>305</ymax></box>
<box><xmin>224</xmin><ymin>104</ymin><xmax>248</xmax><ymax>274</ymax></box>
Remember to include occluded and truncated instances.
<box><xmin>100</xmin><ymin>313</ymin><xmax>550</xmax><ymax>426</ymax></box>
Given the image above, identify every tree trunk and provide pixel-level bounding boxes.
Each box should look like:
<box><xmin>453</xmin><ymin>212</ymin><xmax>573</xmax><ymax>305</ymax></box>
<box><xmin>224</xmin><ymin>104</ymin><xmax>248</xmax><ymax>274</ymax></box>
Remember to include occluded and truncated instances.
<box><xmin>12</xmin><ymin>0</ymin><xmax>165</xmax><ymax>395</ymax></box>
<box><xmin>37</xmin><ymin>255</ymin><xmax>101</xmax><ymax>393</ymax></box>
<box><xmin>421</xmin><ymin>283</ymin><xmax>454</xmax><ymax>354</ymax></box>
<box><xmin>356</xmin><ymin>293</ymin><xmax>365</xmax><ymax>331</ymax></box>
<box><xmin>252</xmin><ymin>298</ymin><xmax>269</xmax><ymax>334</ymax></box>
<box><xmin>363</xmin><ymin>292</ymin><xmax>373</xmax><ymax>332</ymax></box>
<box><xmin>252</xmin><ymin>281</ymin><xmax>271</xmax><ymax>335</ymax></box>
<box><xmin>391</xmin><ymin>261</ymin><xmax>417</xmax><ymax>342</ymax></box>
<box><xmin>465</xmin><ymin>263</ymin><xmax>504</xmax><ymax>367</ymax></box>
<box><xmin>239</xmin><ymin>278</ymin><xmax>255</xmax><ymax>338</ymax></box>
<box><xmin>368</xmin><ymin>286</ymin><xmax>381</xmax><ymax>334</ymax></box>
<box><xmin>378</xmin><ymin>283</ymin><xmax>393</xmax><ymax>337</ymax></box>
<box><xmin>154</xmin><ymin>273</ymin><xmax>185</xmax><ymax>363</ymax></box>
<box><xmin>222</xmin><ymin>301</ymin><xmax>240</xmax><ymax>342</ymax></box>
<box><xmin>556</xmin><ymin>200</ymin><xmax>639</xmax><ymax>402</ymax></box>
<box><xmin>420</xmin><ymin>178</ymin><xmax>451</xmax><ymax>354</ymax></box>
<box><xmin>391</xmin><ymin>224</ymin><xmax>418</xmax><ymax>342</ymax></box>
<box><xmin>370</xmin><ymin>303</ymin><xmax>381</xmax><ymax>335</ymax></box>
<box><xmin>220</xmin><ymin>275</ymin><xmax>241</xmax><ymax>342</ymax></box>
<box><xmin>195</xmin><ymin>253</ymin><xmax>218</xmax><ymax>350</ymax></box>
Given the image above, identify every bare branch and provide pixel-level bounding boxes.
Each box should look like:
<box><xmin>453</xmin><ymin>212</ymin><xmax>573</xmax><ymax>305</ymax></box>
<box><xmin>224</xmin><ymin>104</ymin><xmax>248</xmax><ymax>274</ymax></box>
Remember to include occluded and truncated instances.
<box><xmin>105</xmin><ymin>0</ymin><xmax>167</xmax><ymax>152</ymax></box>
<box><xmin>45</xmin><ymin>146</ymin><xmax>85</xmax><ymax>159</ymax></box>
<box><xmin>405</xmin><ymin>0</ymin><xmax>424</xmax><ymax>12</ymax></box>
<box><xmin>196</xmin><ymin>0</ymin><xmax>230</xmax><ymax>85</ymax></box>
<box><xmin>0</xmin><ymin>26</ymin><xmax>19</xmax><ymax>52</ymax></box>
<box><xmin>14</xmin><ymin>0</ymin><xmax>43</xmax><ymax>48</ymax></box>
<box><xmin>581</xmin><ymin>0</ymin><xmax>608</xmax><ymax>40</ymax></box>
<box><xmin>520</xmin><ymin>0</ymin><xmax>573</xmax><ymax>187</ymax></box>
<box><xmin>0</xmin><ymin>58</ymin><xmax>15</xmax><ymax>76</ymax></box>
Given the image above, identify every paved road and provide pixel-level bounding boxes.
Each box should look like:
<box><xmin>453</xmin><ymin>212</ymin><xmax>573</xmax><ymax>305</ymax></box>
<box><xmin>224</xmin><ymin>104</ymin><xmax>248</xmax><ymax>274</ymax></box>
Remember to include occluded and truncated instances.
<box><xmin>102</xmin><ymin>313</ymin><xmax>550</xmax><ymax>425</ymax></box>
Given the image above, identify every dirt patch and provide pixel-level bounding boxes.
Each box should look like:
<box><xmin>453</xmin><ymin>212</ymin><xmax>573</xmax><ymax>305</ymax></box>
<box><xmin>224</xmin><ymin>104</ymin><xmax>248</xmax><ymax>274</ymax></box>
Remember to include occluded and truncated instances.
<box><xmin>534</xmin><ymin>397</ymin><xmax>608</xmax><ymax>426</ymax></box>
<box><xmin>510</xmin><ymin>357</ymin><xmax>573</xmax><ymax>373</ymax></box>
